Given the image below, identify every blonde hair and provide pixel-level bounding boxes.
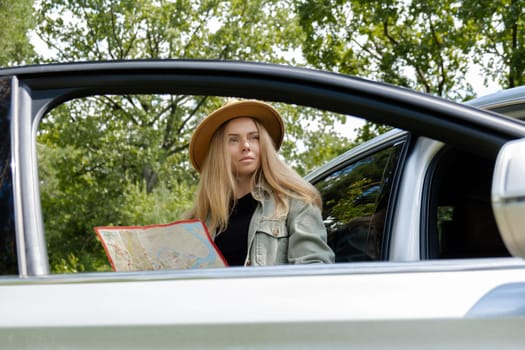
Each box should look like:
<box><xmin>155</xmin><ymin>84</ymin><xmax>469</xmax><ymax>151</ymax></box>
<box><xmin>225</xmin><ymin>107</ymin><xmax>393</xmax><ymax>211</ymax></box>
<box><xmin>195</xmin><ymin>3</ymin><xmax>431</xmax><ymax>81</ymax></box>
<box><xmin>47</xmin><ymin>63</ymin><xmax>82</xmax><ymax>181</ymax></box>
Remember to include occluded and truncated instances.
<box><xmin>186</xmin><ymin>118</ymin><xmax>321</xmax><ymax>234</ymax></box>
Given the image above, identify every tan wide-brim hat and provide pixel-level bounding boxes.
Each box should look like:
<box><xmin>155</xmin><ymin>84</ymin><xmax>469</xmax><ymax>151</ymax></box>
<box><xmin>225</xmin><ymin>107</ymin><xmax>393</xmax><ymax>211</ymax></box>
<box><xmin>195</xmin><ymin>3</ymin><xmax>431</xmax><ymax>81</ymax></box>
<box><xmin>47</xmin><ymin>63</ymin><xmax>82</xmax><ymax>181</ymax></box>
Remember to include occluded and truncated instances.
<box><xmin>189</xmin><ymin>100</ymin><xmax>285</xmax><ymax>172</ymax></box>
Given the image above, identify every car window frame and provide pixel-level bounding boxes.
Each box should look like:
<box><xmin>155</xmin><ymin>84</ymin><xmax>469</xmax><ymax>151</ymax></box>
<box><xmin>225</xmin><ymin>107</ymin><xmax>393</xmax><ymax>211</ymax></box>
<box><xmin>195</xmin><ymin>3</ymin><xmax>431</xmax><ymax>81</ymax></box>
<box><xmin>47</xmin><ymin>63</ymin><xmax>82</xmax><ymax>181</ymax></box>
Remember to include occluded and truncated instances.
<box><xmin>6</xmin><ymin>60</ymin><xmax>525</xmax><ymax>277</ymax></box>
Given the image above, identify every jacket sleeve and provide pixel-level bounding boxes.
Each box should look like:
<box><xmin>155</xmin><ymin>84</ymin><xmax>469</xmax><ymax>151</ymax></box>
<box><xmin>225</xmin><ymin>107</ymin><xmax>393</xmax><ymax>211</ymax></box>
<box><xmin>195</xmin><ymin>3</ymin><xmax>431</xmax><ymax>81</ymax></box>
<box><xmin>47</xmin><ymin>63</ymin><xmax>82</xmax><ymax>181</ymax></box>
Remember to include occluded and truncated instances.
<box><xmin>286</xmin><ymin>198</ymin><xmax>335</xmax><ymax>264</ymax></box>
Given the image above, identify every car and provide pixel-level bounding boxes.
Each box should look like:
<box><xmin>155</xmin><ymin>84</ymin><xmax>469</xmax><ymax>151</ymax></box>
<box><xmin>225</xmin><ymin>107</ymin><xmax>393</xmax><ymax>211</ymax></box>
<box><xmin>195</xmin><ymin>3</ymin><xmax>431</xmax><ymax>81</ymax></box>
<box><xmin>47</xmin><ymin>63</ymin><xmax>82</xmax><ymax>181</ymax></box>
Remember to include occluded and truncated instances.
<box><xmin>1</xmin><ymin>61</ymin><xmax>525</xmax><ymax>349</ymax></box>
<box><xmin>305</xmin><ymin>85</ymin><xmax>525</xmax><ymax>263</ymax></box>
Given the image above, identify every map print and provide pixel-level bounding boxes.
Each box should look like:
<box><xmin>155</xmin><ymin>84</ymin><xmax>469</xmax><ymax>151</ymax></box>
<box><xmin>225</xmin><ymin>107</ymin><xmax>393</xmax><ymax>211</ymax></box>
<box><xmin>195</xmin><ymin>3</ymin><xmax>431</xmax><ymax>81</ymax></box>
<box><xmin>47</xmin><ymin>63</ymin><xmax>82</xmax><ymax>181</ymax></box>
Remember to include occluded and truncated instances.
<box><xmin>95</xmin><ymin>220</ymin><xmax>227</xmax><ymax>271</ymax></box>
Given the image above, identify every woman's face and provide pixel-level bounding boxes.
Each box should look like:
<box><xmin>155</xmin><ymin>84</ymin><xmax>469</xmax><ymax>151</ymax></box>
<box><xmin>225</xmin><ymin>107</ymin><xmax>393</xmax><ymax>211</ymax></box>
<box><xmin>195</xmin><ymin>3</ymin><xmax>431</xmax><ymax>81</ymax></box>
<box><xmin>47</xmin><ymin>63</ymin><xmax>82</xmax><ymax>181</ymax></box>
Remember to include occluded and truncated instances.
<box><xmin>224</xmin><ymin>117</ymin><xmax>260</xmax><ymax>178</ymax></box>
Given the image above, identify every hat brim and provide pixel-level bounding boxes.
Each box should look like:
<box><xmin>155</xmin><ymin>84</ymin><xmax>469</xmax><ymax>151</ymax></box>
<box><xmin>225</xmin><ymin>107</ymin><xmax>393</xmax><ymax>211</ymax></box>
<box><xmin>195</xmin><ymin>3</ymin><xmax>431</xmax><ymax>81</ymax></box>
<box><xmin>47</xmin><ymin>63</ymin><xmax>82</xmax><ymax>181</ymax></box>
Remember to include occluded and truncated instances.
<box><xmin>189</xmin><ymin>100</ymin><xmax>284</xmax><ymax>172</ymax></box>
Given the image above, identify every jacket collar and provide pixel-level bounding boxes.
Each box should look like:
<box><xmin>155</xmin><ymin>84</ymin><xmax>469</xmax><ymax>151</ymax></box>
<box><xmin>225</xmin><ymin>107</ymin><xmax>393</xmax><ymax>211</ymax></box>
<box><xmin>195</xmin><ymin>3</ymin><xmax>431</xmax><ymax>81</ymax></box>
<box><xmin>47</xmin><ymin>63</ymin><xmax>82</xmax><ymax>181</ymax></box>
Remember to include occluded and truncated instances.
<box><xmin>251</xmin><ymin>180</ymin><xmax>273</xmax><ymax>202</ymax></box>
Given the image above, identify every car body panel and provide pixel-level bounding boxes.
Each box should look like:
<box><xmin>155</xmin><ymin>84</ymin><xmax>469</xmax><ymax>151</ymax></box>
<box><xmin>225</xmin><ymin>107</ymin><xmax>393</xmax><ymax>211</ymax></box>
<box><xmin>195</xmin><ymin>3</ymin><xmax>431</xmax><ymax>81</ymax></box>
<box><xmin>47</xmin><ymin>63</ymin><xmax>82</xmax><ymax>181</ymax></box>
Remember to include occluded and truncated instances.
<box><xmin>2</xmin><ymin>319</ymin><xmax>525</xmax><ymax>350</ymax></box>
<box><xmin>466</xmin><ymin>281</ymin><xmax>525</xmax><ymax>317</ymax></box>
<box><xmin>466</xmin><ymin>86</ymin><xmax>525</xmax><ymax>120</ymax></box>
<box><xmin>2</xmin><ymin>261</ymin><xmax>525</xmax><ymax>326</ymax></box>
<box><xmin>388</xmin><ymin>136</ymin><xmax>445</xmax><ymax>261</ymax></box>
<box><xmin>2</xmin><ymin>261</ymin><xmax>525</xmax><ymax>348</ymax></box>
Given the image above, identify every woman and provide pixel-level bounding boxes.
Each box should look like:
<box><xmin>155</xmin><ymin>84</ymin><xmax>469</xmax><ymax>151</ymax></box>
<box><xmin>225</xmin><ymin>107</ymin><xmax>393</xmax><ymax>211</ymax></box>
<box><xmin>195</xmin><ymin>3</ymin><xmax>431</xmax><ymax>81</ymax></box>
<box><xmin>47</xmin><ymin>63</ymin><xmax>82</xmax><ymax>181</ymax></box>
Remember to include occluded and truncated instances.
<box><xmin>186</xmin><ymin>99</ymin><xmax>334</xmax><ymax>266</ymax></box>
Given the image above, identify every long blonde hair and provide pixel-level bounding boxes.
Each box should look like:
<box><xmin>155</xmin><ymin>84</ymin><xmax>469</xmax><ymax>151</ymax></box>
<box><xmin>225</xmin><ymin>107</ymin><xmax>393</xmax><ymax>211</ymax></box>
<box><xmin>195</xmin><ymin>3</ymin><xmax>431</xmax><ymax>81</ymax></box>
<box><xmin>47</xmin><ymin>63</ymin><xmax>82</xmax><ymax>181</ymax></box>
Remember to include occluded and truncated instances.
<box><xmin>186</xmin><ymin>118</ymin><xmax>321</xmax><ymax>234</ymax></box>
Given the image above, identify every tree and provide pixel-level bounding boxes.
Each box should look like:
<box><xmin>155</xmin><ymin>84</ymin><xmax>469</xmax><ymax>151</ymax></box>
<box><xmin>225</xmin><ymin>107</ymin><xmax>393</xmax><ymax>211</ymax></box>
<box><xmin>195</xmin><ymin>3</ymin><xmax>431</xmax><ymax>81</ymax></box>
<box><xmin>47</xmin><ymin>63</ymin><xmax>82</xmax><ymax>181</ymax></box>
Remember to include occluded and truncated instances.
<box><xmin>459</xmin><ymin>0</ymin><xmax>525</xmax><ymax>89</ymax></box>
<box><xmin>38</xmin><ymin>95</ymin><xmax>200</xmax><ymax>271</ymax></box>
<box><xmin>296</xmin><ymin>0</ymin><xmax>477</xmax><ymax>101</ymax></box>
<box><xmin>37</xmin><ymin>0</ymin><xmax>300</xmax><ymax>61</ymax></box>
<box><xmin>0</xmin><ymin>0</ymin><xmax>35</xmax><ymax>66</ymax></box>
<box><xmin>35</xmin><ymin>0</ymin><xmax>351</xmax><ymax>272</ymax></box>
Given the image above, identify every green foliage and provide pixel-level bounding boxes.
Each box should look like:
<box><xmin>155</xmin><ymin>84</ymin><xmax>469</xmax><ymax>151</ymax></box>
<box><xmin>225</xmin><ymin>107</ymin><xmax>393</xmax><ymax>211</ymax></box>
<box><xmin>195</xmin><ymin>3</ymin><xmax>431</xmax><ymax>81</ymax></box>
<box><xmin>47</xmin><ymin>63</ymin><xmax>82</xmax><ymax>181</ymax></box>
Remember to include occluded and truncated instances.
<box><xmin>0</xmin><ymin>0</ymin><xmax>36</xmax><ymax>66</ymax></box>
<box><xmin>296</xmin><ymin>0</ymin><xmax>477</xmax><ymax>100</ymax></box>
<box><xmin>330</xmin><ymin>178</ymin><xmax>376</xmax><ymax>223</ymax></box>
<box><xmin>459</xmin><ymin>0</ymin><xmax>525</xmax><ymax>88</ymax></box>
<box><xmin>296</xmin><ymin>0</ymin><xmax>524</xmax><ymax>97</ymax></box>
<box><xmin>351</xmin><ymin>122</ymin><xmax>392</xmax><ymax>146</ymax></box>
<box><xmin>120</xmin><ymin>181</ymin><xmax>196</xmax><ymax>226</ymax></box>
<box><xmin>317</xmin><ymin>146</ymin><xmax>395</xmax><ymax>230</ymax></box>
<box><xmin>36</xmin><ymin>0</ymin><xmax>302</xmax><ymax>62</ymax></box>
<box><xmin>38</xmin><ymin>94</ymin><xmax>206</xmax><ymax>271</ymax></box>
<box><xmin>277</xmin><ymin>104</ymin><xmax>352</xmax><ymax>175</ymax></box>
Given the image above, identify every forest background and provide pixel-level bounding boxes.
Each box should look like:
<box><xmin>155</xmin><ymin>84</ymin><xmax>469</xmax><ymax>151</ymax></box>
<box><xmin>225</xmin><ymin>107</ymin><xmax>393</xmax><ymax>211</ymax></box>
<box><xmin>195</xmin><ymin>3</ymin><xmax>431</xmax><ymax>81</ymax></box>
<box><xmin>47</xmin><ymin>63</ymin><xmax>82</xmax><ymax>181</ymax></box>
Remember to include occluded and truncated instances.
<box><xmin>1</xmin><ymin>0</ymin><xmax>523</xmax><ymax>272</ymax></box>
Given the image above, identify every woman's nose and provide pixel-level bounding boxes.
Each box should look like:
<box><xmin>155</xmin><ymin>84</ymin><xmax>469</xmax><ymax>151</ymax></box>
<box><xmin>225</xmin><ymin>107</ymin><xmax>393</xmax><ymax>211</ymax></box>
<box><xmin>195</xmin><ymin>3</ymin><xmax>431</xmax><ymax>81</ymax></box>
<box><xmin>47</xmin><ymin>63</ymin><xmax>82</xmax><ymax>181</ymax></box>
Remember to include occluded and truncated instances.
<box><xmin>241</xmin><ymin>139</ymin><xmax>251</xmax><ymax>151</ymax></box>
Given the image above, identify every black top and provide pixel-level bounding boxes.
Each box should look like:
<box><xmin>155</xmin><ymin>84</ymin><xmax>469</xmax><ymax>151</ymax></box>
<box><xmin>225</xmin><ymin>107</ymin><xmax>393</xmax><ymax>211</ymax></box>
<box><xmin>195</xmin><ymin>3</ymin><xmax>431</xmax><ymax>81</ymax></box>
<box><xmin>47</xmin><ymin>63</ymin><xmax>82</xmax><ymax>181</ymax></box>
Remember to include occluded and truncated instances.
<box><xmin>214</xmin><ymin>193</ymin><xmax>258</xmax><ymax>266</ymax></box>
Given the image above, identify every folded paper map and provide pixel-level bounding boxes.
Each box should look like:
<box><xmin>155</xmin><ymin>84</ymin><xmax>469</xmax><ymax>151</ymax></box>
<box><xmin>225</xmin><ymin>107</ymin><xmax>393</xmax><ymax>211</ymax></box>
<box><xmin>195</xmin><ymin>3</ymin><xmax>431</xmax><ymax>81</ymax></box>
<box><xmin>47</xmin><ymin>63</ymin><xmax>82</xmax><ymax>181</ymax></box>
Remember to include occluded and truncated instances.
<box><xmin>94</xmin><ymin>219</ymin><xmax>228</xmax><ymax>271</ymax></box>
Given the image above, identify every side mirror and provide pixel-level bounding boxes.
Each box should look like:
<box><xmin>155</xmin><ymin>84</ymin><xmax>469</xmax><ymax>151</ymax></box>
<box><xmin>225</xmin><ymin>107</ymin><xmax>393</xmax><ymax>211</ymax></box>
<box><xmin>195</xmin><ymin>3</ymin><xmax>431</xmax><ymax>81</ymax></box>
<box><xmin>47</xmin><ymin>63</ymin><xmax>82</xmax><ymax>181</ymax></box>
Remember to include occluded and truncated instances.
<box><xmin>492</xmin><ymin>138</ymin><xmax>525</xmax><ymax>258</ymax></box>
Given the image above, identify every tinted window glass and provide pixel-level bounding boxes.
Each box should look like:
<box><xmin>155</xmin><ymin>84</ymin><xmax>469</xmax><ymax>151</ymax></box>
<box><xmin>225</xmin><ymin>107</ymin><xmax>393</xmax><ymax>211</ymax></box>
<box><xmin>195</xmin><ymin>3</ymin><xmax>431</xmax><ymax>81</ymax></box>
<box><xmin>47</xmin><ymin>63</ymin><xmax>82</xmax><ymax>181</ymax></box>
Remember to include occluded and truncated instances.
<box><xmin>426</xmin><ymin>147</ymin><xmax>509</xmax><ymax>259</ymax></box>
<box><xmin>0</xmin><ymin>77</ymin><xmax>17</xmax><ymax>275</ymax></box>
<box><xmin>313</xmin><ymin>143</ymin><xmax>403</xmax><ymax>262</ymax></box>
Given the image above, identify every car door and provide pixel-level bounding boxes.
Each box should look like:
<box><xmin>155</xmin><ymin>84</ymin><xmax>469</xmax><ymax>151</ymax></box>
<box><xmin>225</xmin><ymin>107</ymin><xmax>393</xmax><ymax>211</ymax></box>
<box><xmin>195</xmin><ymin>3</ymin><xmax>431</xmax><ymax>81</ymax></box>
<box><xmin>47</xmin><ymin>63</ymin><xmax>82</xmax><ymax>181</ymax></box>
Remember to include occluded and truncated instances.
<box><xmin>1</xmin><ymin>61</ymin><xmax>525</xmax><ymax>349</ymax></box>
<box><xmin>306</xmin><ymin>129</ymin><xmax>409</xmax><ymax>263</ymax></box>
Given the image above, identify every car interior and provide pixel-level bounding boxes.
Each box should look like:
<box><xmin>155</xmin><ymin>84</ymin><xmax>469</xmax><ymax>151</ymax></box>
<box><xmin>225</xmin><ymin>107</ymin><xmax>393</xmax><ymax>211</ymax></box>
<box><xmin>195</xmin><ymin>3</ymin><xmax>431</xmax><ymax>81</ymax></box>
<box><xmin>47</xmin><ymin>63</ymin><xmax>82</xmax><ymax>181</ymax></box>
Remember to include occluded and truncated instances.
<box><xmin>425</xmin><ymin>146</ymin><xmax>510</xmax><ymax>259</ymax></box>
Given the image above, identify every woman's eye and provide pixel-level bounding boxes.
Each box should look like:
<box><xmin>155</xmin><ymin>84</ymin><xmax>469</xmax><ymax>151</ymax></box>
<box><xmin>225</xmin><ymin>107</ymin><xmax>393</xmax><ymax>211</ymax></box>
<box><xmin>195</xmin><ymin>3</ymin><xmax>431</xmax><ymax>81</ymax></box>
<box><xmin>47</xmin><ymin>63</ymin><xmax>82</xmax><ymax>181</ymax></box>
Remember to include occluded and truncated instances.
<box><xmin>229</xmin><ymin>137</ymin><xmax>239</xmax><ymax>144</ymax></box>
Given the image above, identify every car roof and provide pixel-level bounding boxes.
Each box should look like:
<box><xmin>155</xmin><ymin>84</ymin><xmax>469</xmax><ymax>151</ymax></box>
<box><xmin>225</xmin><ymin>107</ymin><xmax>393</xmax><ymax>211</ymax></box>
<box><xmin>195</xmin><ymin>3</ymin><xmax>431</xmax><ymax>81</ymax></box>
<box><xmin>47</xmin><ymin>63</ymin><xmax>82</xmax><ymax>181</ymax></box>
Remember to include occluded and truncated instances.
<box><xmin>466</xmin><ymin>86</ymin><xmax>525</xmax><ymax>120</ymax></box>
<box><xmin>305</xmin><ymin>128</ymin><xmax>407</xmax><ymax>182</ymax></box>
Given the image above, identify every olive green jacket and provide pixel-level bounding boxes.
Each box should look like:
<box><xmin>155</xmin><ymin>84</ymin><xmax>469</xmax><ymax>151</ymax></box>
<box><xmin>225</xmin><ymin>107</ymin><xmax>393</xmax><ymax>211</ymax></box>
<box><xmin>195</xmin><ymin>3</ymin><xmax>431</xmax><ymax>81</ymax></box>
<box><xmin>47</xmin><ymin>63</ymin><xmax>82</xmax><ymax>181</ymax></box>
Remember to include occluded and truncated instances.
<box><xmin>210</xmin><ymin>185</ymin><xmax>335</xmax><ymax>266</ymax></box>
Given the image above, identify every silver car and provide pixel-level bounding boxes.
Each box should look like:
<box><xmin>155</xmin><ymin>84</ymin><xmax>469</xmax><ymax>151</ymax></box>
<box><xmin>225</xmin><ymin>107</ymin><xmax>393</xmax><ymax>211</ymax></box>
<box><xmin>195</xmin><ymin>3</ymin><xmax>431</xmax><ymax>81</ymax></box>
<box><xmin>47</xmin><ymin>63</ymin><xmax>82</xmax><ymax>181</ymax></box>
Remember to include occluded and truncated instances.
<box><xmin>306</xmin><ymin>85</ymin><xmax>525</xmax><ymax>264</ymax></box>
<box><xmin>1</xmin><ymin>61</ymin><xmax>524</xmax><ymax>349</ymax></box>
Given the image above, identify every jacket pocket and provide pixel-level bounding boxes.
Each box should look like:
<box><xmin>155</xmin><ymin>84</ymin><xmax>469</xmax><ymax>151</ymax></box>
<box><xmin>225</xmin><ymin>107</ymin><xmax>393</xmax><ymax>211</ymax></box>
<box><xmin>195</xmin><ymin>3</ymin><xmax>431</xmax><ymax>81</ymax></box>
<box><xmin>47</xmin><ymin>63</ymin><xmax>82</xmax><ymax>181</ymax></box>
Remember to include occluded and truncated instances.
<box><xmin>253</xmin><ymin>220</ymin><xmax>288</xmax><ymax>265</ymax></box>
